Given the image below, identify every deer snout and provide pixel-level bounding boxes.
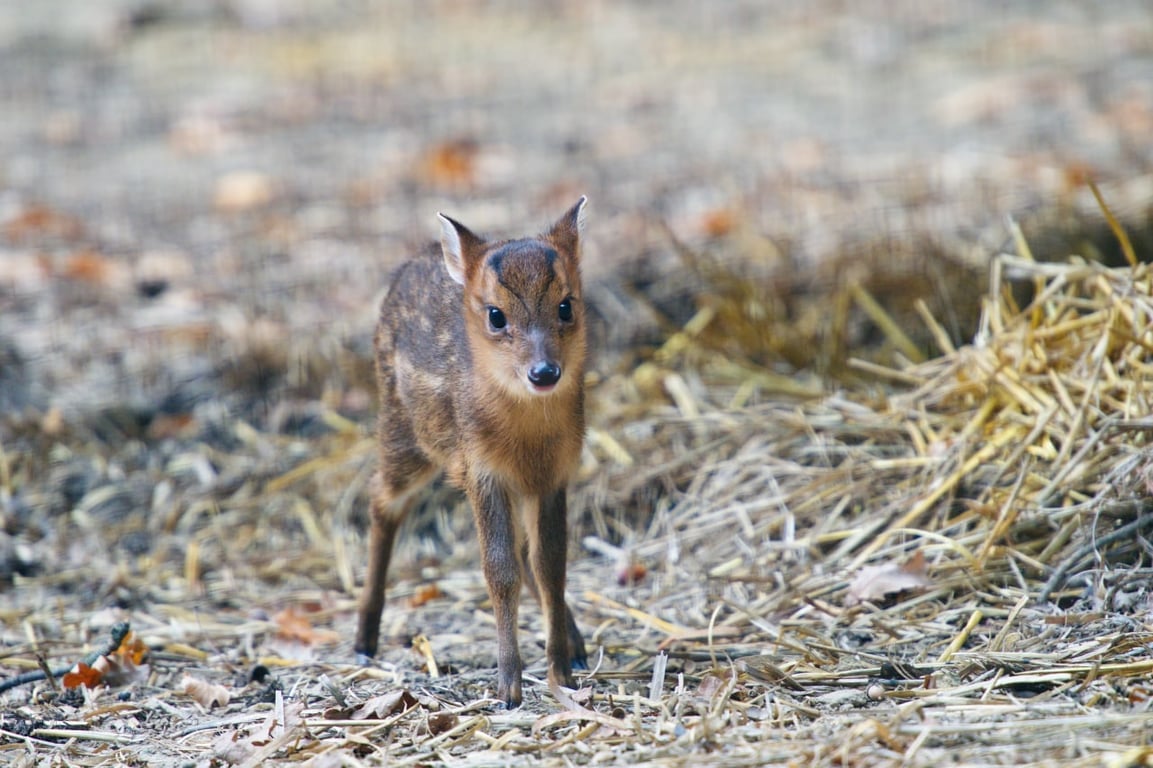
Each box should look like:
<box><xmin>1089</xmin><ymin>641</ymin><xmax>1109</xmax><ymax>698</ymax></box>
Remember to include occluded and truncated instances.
<box><xmin>525</xmin><ymin>329</ymin><xmax>564</xmax><ymax>392</ymax></box>
<box><xmin>528</xmin><ymin>361</ymin><xmax>562</xmax><ymax>389</ymax></box>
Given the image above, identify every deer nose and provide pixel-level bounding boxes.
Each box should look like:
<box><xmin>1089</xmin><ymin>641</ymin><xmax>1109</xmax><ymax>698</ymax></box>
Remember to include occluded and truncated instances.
<box><xmin>528</xmin><ymin>361</ymin><xmax>561</xmax><ymax>389</ymax></box>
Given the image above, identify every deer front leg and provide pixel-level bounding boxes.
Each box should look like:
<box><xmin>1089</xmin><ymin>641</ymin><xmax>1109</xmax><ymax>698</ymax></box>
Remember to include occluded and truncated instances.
<box><xmin>524</xmin><ymin>489</ymin><xmax>582</xmax><ymax>691</ymax></box>
<box><xmin>519</xmin><ymin>531</ymin><xmax>587</xmax><ymax>674</ymax></box>
<box><xmin>470</xmin><ymin>476</ymin><xmax>523</xmax><ymax>708</ymax></box>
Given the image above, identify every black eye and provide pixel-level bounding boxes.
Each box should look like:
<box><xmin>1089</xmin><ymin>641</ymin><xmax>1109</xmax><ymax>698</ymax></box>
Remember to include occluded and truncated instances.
<box><xmin>487</xmin><ymin>306</ymin><xmax>507</xmax><ymax>330</ymax></box>
<box><xmin>558</xmin><ymin>298</ymin><xmax>574</xmax><ymax>322</ymax></box>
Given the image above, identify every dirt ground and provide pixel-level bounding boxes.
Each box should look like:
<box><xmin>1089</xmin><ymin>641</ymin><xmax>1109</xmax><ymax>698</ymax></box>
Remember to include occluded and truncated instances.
<box><xmin>1</xmin><ymin>1</ymin><xmax>1153</xmax><ymax>766</ymax></box>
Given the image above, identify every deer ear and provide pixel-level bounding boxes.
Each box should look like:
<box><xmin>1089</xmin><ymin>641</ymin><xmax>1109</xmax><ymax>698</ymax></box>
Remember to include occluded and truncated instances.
<box><xmin>438</xmin><ymin>212</ymin><xmax>485</xmax><ymax>285</ymax></box>
<box><xmin>547</xmin><ymin>195</ymin><xmax>587</xmax><ymax>256</ymax></box>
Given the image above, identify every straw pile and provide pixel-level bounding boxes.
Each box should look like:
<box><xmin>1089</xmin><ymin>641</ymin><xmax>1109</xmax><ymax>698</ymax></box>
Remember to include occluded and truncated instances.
<box><xmin>555</xmin><ymin>222</ymin><xmax>1153</xmax><ymax>765</ymax></box>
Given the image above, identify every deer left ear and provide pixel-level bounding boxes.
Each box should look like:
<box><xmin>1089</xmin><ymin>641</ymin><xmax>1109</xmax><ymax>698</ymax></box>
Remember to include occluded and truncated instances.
<box><xmin>547</xmin><ymin>196</ymin><xmax>587</xmax><ymax>256</ymax></box>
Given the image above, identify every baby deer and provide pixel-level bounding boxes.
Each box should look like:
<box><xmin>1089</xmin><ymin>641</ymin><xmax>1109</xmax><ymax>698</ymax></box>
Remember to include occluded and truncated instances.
<box><xmin>355</xmin><ymin>198</ymin><xmax>590</xmax><ymax>708</ymax></box>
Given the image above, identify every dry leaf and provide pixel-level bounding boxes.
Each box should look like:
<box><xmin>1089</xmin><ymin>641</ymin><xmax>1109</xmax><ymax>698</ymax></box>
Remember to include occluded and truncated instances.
<box><xmin>351</xmin><ymin>689</ymin><xmax>418</xmax><ymax>720</ymax></box>
<box><xmin>181</xmin><ymin>674</ymin><xmax>232</xmax><ymax>708</ymax></box>
<box><xmin>427</xmin><ymin>711</ymin><xmax>458</xmax><ymax>735</ymax></box>
<box><xmin>273</xmin><ymin>606</ymin><xmax>340</xmax><ymax>646</ymax></box>
<box><xmin>408</xmin><ymin>583</ymin><xmax>443</xmax><ymax>608</ymax></box>
<box><xmin>417</xmin><ymin>138</ymin><xmax>479</xmax><ymax>189</ymax></box>
<box><xmin>114</xmin><ymin>630</ymin><xmax>149</xmax><ymax>666</ymax></box>
<box><xmin>616</xmin><ymin>562</ymin><xmax>648</xmax><ymax>586</ymax></box>
<box><xmin>698</xmin><ymin>207</ymin><xmax>737</xmax><ymax>238</ymax></box>
<box><xmin>60</xmin><ymin>630</ymin><xmax>151</xmax><ymax>690</ymax></box>
<box><xmin>62</xmin><ymin>662</ymin><xmax>103</xmax><ymax>690</ymax></box>
<box><xmin>3</xmin><ymin>203</ymin><xmax>84</xmax><ymax>242</ymax></box>
<box><xmin>845</xmin><ymin>550</ymin><xmax>932</xmax><ymax>607</ymax></box>
<box><xmin>696</xmin><ymin>670</ymin><xmax>735</xmax><ymax>699</ymax></box>
<box><xmin>534</xmin><ymin>683</ymin><xmax>629</xmax><ymax>737</ymax></box>
<box><xmin>62</xmin><ymin>250</ymin><xmax>112</xmax><ymax>284</ymax></box>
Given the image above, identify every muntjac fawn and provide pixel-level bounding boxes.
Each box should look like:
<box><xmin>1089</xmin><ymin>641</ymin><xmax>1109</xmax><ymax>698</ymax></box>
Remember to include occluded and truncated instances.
<box><xmin>355</xmin><ymin>197</ymin><xmax>590</xmax><ymax>708</ymax></box>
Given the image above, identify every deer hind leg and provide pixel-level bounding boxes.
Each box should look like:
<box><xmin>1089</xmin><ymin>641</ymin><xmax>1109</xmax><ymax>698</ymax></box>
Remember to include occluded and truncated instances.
<box><xmin>355</xmin><ymin>460</ymin><xmax>437</xmax><ymax>660</ymax></box>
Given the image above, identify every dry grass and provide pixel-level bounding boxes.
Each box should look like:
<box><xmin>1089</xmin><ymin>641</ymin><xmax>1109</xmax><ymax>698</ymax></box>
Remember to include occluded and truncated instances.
<box><xmin>3</xmin><ymin>221</ymin><xmax>1153</xmax><ymax>766</ymax></box>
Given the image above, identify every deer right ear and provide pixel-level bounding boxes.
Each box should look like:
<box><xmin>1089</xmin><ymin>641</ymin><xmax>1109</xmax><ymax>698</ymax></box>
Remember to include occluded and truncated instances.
<box><xmin>438</xmin><ymin>213</ymin><xmax>484</xmax><ymax>285</ymax></box>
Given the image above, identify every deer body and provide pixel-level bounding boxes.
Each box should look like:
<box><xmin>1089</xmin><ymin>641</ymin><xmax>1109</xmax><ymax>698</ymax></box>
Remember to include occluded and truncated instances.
<box><xmin>356</xmin><ymin>198</ymin><xmax>589</xmax><ymax>707</ymax></box>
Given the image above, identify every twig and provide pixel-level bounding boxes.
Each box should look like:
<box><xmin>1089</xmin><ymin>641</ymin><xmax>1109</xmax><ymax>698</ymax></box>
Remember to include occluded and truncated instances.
<box><xmin>0</xmin><ymin>622</ymin><xmax>130</xmax><ymax>694</ymax></box>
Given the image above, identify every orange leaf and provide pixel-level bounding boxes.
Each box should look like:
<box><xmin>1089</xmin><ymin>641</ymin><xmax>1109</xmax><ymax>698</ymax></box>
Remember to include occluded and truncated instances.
<box><xmin>273</xmin><ymin>606</ymin><xmax>339</xmax><ymax>646</ymax></box>
<box><xmin>3</xmin><ymin>203</ymin><xmax>84</xmax><ymax>243</ymax></box>
<box><xmin>63</xmin><ymin>250</ymin><xmax>112</xmax><ymax>284</ymax></box>
<box><xmin>62</xmin><ymin>662</ymin><xmax>103</xmax><ymax>690</ymax></box>
<box><xmin>616</xmin><ymin>562</ymin><xmax>648</xmax><ymax>586</ymax></box>
<box><xmin>408</xmin><ymin>583</ymin><xmax>443</xmax><ymax>608</ymax></box>
<box><xmin>698</xmin><ymin>208</ymin><xmax>737</xmax><ymax>238</ymax></box>
<box><xmin>417</xmin><ymin>138</ymin><xmax>479</xmax><ymax>190</ymax></box>
<box><xmin>114</xmin><ymin>630</ymin><xmax>149</xmax><ymax>666</ymax></box>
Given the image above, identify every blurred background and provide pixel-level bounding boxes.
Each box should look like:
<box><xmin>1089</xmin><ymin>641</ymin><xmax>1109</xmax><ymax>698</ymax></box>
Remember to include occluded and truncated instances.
<box><xmin>1</xmin><ymin>0</ymin><xmax>1151</xmax><ymax>424</ymax></box>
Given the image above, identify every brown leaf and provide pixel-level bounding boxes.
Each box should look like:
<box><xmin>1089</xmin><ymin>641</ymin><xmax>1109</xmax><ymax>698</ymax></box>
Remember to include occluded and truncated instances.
<box><xmin>62</xmin><ymin>250</ymin><xmax>113</xmax><ymax>284</ymax></box>
<box><xmin>408</xmin><ymin>583</ymin><xmax>443</xmax><ymax>608</ymax></box>
<box><xmin>698</xmin><ymin>207</ymin><xmax>737</xmax><ymax>238</ymax></box>
<box><xmin>351</xmin><ymin>689</ymin><xmax>418</xmax><ymax>720</ymax></box>
<box><xmin>114</xmin><ymin>630</ymin><xmax>149</xmax><ymax>666</ymax></box>
<box><xmin>427</xmin><ymin>711</ymin><xmax>458</xmax><ymax>736</ymax></box>
<box><xmin>181</xmin><ymin>674</ymin><xmax>231</xmax><ymax>708</ymax></box>
<box><xmin>416</xmin><ymin>138</ymin><xmax>479</xmax><ymax>190</ymax></box>
<box><xmin>845</xmin><ymin>550</ymin><xmax>932</xmax><ymax>607</ymax></box>
<box><xmin>273</xmin><ymin>606</ymin><xmax>340</xmax><ymax>646</ymax></box>
<box><xmin>616</xmin><ymin>562</ymin><xmax>648</xmax><ymax>586</ymax></box>
<box><xmin>3</xmin><ymin>203</ymin><xmax>84</xmax><ymax>243</ymax></box>
<box><xmin>62</xmin><ymin>662</ymin><xmax>103</xmax><ymax>690</ymax></box>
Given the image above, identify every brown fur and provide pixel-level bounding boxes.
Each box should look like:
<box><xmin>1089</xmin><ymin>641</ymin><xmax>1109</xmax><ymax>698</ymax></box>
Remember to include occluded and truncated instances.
<box><xmin>355</xmin><ymin>198</ymin><xmax>589</xmax><ymax>708</ymax></box>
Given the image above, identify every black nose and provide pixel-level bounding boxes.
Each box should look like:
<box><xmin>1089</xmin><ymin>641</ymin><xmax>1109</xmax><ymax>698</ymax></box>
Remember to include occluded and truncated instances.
<box><xmin>528</xmin><ymin>362</ymin><xmax>561</xmax><ymax>388</ymax></box>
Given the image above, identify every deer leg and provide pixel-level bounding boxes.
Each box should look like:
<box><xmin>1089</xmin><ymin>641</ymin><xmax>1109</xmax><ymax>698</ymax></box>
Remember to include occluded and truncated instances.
<box><xmin>470</xmin><ymin>475</ymin><xmax>523</xmax><ymax>708</ymax></box>
<box><xmin>355</xmin><ymin>464</ymin><xmax>435</xmax><ymax>660</ymax></box>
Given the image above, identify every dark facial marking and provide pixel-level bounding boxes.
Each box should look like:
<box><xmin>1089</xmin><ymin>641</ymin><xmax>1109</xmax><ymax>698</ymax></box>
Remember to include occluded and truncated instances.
<box><xmin>487</xmin><ymin>241</ymin><xmax>560</xmax><ymax>316</ymax></box>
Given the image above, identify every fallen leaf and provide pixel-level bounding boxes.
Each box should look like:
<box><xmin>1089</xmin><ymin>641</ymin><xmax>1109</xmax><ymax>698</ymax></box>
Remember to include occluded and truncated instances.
<box><xmin>408</xmin><ymin>583</ymin><xmax>442</xmax><ymax>608</ymax></box>
<box><xmin>845</xmin><ymin>550</ymin><xmax>932</xmax><ymax>607</ymax></box>
<box><xmin>181</xmin><ymin>674</ymin><xmax>231</xmax><ymax>708</ymax></box>
<box><xmin>273</xmin><ymin>606</ymin><xmax>340</xmax><ymax>646</ymax></box>
<box><xmin>62</xmin><ymin>250</ymin><xmax>112</xmax><ymax>284</ymax></box>
<box><xmin>62</xmin><ymin>662</ymin><xmax>103</xmax><ymax>690</ymax></box>
<box><xmin>698</xmin><ymin>207</ymin><xmax>737</xmax><ymax>238</ymax></box>
<box><xmin>696</xmin><ymin>670</ymin><xmax>736</xmax><ymax>699</ymax></box>
<box><xmin>114</xmin><ymin>630</ymin><xmax>149</xmax><ymax>666</ymax></box>
<box><xmin>351</xmin><ymin>689</ymin><xmax>418</xmax><ymax>720</ymax></box>
<box><xmin>427</xmin><ymin>711</ymin><xmax>458</xmax><ymax>735</ymax></box>
<box><xmin>60</xmin><ymin>630</ymin><xmax>151</xmax><ymax>690</ymax></box>
<box><xmin>3</xmin><ymin>203</ymin><xmax>84</xmax><ymax>243</ymax></box>
<box><xmin>417</xmin><ymin>138</ymin><xmax>479</xmax><ymax>189</ymax></box>
<box><xmin>616</xmin><ymin>562</ymin><xmax>647</xmax><ymax>586</ymax></box>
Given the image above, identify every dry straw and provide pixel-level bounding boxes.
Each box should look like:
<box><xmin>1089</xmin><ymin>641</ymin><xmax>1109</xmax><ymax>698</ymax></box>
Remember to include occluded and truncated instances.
<box><xmin>6</xmin><ymin>216</ymin><xmax>1153</xmax><ymax>766</ymax></box>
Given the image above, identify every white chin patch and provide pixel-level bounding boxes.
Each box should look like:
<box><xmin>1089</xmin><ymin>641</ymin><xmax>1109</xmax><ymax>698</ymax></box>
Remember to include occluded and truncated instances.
<box><xmin>524</xmin><ymin>378</ymin><xmax>558</xmax><ymax>396</ymax></box>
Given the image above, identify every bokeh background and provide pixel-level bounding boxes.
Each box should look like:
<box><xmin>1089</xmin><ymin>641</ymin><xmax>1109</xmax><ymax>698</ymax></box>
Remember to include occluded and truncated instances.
<box><xmin>2</xmin><ymin>0</ymin><xmax>1151</xmax><ymax>420</ymax></box>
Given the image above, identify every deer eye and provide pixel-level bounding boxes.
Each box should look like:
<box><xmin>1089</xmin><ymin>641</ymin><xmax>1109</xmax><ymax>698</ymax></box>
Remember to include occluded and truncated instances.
<box><xmin>487</xmin><ymin>306</ymin><xmax>507</xmax><ymax>331</ymax></box>
<box><xmin>558</xmin><ymin>298</ymin><xmax>574</xmax><ymax>322</ymax></box>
